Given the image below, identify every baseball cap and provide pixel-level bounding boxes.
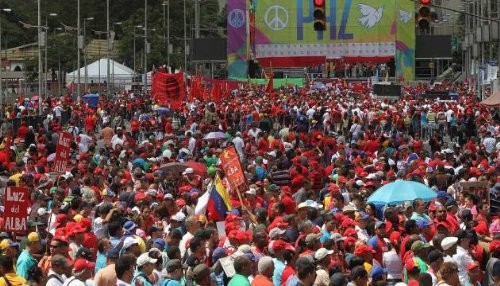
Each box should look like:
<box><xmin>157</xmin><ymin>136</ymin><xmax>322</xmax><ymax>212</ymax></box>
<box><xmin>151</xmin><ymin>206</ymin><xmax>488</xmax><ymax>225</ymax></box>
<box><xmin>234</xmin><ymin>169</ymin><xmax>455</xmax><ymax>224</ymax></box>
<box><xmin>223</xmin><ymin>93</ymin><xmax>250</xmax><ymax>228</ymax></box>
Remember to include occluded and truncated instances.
<box><xmin>73</xmin><ymin>259</ymin><xmax>95</xmax><ymax>272</ymax></box>
<box><xmin>354</xmin><ymin>245</ymin><xmax>375</xmax><ymax>256</ymax></box>
<box><xmin>416</xmin><ymin>220</ymin><xmax>433</xmax><ymax>228</ymax></box>
<box><xmin>153</xmin><ymin>238</ymin><xmax>166</xmax><ymax>250</ymax></box>
<box><xmin>122</xmin><ymin>237</ymin><xmax>139</xmax><ymax>250</ymax></box>
<box><xmin>170</xmin><ymin>212</ymin><xmax>186</xmax><ymax>222</ymax></box>
<box><xmin>27</xmin><ymin>232</ymin><xmax>40</xmax><ymax>242</ymax></box>
<box><xmin>441</xmin><ymin>237</ymin><xmax>458</xmax><ymax>250</ymax></box>
<box><xmin>466</xmin><ymin>261</ymin><xmax>480</xmax><ymax>271</ymax></box>
<box><xmin>166</xmin><ymin>259</ymin><xmax>185</xmax><ymax>273</ymax></box>
<box><xmin>314</xmin><ymin>248</ymin><xmax>334</xmax><ymax>261</ymax></box>
<box><xmin>137</xmin><ymin>252</ymin><xmax>157</xmax><ymax>267</ymax></box>
<box><xmin>0</xmin><ymin>239</ymin><xmax>19</xmax><ymax>251</ymax></box>
<box><xmin>269</xmin><ymin>227</ymin><xmax>286</xmax><ymax>239</ymax></box>
<box><xmin>405</xmin><ymin>258</ymin><xmax>419</xmax><ymax>272</ymax></box>
<box><xmin>123</xmin><ymin>221</ymin><xmax>137</xmax><ymax>232</ymax></box>
<box><xmin>305</xmin><ymin>233</ymin><xmax>321</xmax><ymax>244</ymax></box>
<box><xmin>371</xmin><ymin>265</ymin><xmax>387</xmax><ymax>280</ymax></box>
<box><xmin>411</xmin><ymin>240</ymin><xmax>431</xmax><ymax>252</ymax></box>
<box><xmin>182</xmin><ymin>168</ymin><xmax>194</xmax><ymax>175</ymax></box>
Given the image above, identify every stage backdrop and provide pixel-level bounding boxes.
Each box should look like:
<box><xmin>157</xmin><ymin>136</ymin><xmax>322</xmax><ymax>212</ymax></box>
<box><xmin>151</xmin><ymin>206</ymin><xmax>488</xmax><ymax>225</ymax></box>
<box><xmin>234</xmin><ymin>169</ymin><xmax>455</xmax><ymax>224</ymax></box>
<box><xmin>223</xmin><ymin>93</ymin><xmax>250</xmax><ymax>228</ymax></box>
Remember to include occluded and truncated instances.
<box><xmin>227</xmin><ymin>0</ymin><xmax>415</xmax><ymax>81</ymax></box>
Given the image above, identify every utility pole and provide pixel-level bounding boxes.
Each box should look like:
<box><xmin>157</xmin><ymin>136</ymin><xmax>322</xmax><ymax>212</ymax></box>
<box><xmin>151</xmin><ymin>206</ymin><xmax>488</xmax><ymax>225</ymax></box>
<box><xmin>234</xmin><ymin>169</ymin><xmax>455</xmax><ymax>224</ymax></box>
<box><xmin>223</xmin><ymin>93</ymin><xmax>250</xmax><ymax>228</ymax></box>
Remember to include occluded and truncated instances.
<box><xmin>144</xmin><ymin>0</ymin><xmax>148</xmax><ymax>94</ymax></box>
<box><xmin>184</xmin><ymin>0</ymin><xmax>187</xmax><ymax>70</ymax></box>
<box><xmin>195</xmin><ymin>0</ymin><xmax>200</xmax><ymax>39</ymax></box>
<box><xmin>38</xmin><ymin>0</ymin><xmax>43</xmax><ymax>115</ymax></box>
<box><xmin>77</xmin><ymin>0</ymin><xmax>81</xmax><ymax>103</ymax></box>
<box><xmin>106</xmin><ymin>0</ymin><xmax>110</xmax><ymax>96</ymax></box>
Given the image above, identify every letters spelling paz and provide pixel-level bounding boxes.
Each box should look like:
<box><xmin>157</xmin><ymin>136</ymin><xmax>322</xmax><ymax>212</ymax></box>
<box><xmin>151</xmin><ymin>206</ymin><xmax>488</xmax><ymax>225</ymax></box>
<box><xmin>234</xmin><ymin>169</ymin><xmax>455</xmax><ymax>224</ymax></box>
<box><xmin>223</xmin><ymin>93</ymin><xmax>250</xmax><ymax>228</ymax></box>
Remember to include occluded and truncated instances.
<box><xmin>5</xmin><ymin>189</ymin><xmax>27</xmax><ymax>231</ymax></box>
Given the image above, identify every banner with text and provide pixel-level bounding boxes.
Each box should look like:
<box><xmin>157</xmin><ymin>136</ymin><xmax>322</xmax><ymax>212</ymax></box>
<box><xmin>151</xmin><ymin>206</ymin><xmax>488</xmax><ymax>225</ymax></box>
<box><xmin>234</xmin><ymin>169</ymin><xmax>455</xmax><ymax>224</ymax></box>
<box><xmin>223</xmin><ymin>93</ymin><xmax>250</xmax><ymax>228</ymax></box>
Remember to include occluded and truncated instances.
<box><xmin>54</xmin><ymin>131</ymin><xmax>72</xmax><ymax>173</ymax></box>
<box><xmin>3</xmin><ymin>187</ymin><xmax>29</xmax><ymax>232</ymax></box>
<box><xmin>219</xmin><ymin>146</ymin><xmax>246</xmax><ymax>189</ymax></box>
<box><xmin>248</xmin><ymin>0</ymin><xmax>414</xmax><ymax>79</ymax></box>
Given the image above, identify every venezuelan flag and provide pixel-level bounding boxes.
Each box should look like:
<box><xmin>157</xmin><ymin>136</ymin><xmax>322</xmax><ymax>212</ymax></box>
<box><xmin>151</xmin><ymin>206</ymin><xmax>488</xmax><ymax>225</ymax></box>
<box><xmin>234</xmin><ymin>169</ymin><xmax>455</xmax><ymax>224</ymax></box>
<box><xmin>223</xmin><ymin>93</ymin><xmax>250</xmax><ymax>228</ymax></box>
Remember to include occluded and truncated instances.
<box><xmin>207</xmin><ymin>175</ymin><xmax>232</xmax><ymax>221</ymax></box>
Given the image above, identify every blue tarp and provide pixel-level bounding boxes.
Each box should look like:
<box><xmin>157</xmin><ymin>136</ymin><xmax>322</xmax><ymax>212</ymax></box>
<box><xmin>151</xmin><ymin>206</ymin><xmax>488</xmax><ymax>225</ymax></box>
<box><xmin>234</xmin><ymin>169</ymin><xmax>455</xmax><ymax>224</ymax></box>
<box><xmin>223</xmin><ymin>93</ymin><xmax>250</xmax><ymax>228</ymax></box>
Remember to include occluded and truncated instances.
<box><xmin>82</xmin><ymin>94</ymin><xmax>99</xmax><ymax>107</ymax></box>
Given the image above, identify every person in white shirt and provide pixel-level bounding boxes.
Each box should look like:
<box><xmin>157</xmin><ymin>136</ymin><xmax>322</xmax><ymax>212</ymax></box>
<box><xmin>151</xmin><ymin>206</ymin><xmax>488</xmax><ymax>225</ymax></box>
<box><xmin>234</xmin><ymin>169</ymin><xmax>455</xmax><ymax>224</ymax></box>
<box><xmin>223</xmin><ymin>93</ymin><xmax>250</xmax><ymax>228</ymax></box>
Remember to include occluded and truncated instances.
<box><xmin>46</xmin><ymin>255</ymin><xmax>69</xmax><ymax>286</ymax></box>
<box><xmin>383</xmin><ymin>233</ymin><xmax>403</xmax><ymax>283</ymax></box>
<box><xmin>179</xmin><ymin>215</ymin><xmax>200</xmax><ymax>258</ymax></box>
<box><xmin>232</xmin><ymin>132</ymin><xmax>245</xmax><ymax>160</ymax></box>
<box><xmin>452</xmin><ymin>230</ymin><xmax>474</xmax><ymax>286</ymax></box>
<box><xmin>354</xmin><ymin>212</ymin><xmax>370</xmax><ymax>242</ymax></box>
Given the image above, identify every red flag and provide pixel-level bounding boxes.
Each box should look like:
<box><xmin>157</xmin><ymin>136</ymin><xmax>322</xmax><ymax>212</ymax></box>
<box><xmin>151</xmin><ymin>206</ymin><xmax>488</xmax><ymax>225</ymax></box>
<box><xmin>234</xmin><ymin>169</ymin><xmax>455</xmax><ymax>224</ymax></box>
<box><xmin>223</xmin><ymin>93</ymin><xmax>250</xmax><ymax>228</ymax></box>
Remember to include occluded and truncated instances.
<box><xmin>211</xmin><ymin>80</ymin><xmax>222</xmax><ymax>103</ymax></box>
<box><xmin>265</xmin><ymin>73</ymin><xmax>274</xmax><ymax>94</ymax></box>
<box><xmin>151</xmin><ymin>72</ymin><xmax>185</xmax><ymax>110</ymax></box>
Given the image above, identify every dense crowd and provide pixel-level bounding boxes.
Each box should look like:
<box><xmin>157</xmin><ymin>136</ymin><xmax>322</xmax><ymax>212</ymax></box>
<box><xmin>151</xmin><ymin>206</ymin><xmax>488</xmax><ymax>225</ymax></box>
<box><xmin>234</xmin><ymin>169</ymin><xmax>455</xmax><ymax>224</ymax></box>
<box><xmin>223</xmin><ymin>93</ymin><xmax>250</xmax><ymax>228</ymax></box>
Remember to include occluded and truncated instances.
<box><xmin>0</xmin><ymin>79</ymin><xmax>499</xmax><ymax>286</ymax></box>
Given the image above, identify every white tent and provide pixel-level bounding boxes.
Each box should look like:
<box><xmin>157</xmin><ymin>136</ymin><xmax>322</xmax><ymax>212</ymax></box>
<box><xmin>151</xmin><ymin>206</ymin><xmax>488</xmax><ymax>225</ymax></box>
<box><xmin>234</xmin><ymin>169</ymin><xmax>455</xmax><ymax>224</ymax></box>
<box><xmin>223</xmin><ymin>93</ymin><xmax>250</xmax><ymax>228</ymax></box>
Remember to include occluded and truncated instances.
<box><xmin>66</xmin><ymin>58</ymin><xmax>135</xmax><ymax>85</ymax></box>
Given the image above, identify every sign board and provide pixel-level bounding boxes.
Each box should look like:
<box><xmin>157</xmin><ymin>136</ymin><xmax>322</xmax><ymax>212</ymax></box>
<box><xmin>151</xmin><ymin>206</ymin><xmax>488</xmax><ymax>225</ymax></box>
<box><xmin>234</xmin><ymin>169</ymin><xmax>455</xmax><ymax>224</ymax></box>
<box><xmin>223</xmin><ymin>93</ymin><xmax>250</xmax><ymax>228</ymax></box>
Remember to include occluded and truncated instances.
<box><xmin>219</xmin><ymin>146</ymin><xmax>246</xmax><ymax>189</ymax></box>
<box><xmin>459</xmin><ymin>181</ymin><xmax>490</xmax><ymax>206</ymax></box>
<box><xmin>53</xmin><ymin>132</ymin><xmax>72</xmax><ymax>173</ymax></box>
<box><xmin>373</xmin><ymin>84</ymin><xmax>402</xmax><ymax>98</ymax></box>
<box><xmin>3</xmin><ymin>187</ymin><xmax>29</xmax><ymax>232</ymax></box>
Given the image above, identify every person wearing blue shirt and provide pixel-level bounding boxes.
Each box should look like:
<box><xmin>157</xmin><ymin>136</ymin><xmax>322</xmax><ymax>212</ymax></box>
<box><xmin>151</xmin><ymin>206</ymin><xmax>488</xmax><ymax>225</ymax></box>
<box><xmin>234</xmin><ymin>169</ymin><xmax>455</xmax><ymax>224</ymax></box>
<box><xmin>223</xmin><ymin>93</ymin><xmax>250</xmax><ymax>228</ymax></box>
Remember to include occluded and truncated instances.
<box><xmin>162</xmin><ymin>259</ymin><xmax>184</xmax><ymax>286</ymax></box>
<box><xmin>132</xmin><ymin>253</ymin><xmax>157</xmax><ymax>286</ymax></box>
<box><xmin>94</xmin><ymin>238</ymin><xmax>110</xmax><ymax>274</ymax></box>
<box><xmin>16</xmin><ymin>232</ymin><xmax>41</xmax><ymax>279</ymax></box>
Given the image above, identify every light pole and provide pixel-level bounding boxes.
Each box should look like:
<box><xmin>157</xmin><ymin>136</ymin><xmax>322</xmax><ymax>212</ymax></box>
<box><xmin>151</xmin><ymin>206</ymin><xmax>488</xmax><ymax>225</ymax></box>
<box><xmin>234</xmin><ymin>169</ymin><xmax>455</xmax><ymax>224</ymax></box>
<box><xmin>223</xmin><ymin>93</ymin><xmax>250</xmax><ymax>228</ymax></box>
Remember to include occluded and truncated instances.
<box><xmin>45</xmin><ymin>13</ymin><xmax>57</xmax><ymax>100</ymax></box>
<box><xmin>133</xmin><ymin>25</ymin><xmax>143</xmax><ymax>76</ymax></box>
<box><xmin>106</xmin><ymin>0</ymin><xmax>110</xmax><ymax>95</ymax></box>
<box><xmin>55</xmin><ymin>27</ymin><xmax>62</xmax><ymax>97</ymax></box>
<box><xmin>37</xmin><ymin>0</ymin><xmax>43</xmax><ymax>114</ymax></box>
<box><xmin>111</xmin><ymin>21</ymin><xmax>122</xmax><ymax>93</ymax></box>
<box><xmin>0</xmin><ymin>8</ymin><xmax>11</xmax><ymax>118</ymax></box>
<box><xmin>144</xmin><ymin>0</ymin><xmax>148</xmax><ymax>94</ymax></box>
<box><xmin>83</xmin><ymin>17</ymin><xmax>93</xmax><ymax>93</ymax></box>
<box><xmin>77</xmin><ymin>0</ymin><xmax>81</xmax><ymax>103</ymax></box>
<box><xmin>184</xmin><ymin>0</ymin><xmax>187</xmax><ymax>70</ymax></box>
<box><xmin>162</xmin><ymin>1</ymin><xmax>170</xmax><ymax>67</ymax></box>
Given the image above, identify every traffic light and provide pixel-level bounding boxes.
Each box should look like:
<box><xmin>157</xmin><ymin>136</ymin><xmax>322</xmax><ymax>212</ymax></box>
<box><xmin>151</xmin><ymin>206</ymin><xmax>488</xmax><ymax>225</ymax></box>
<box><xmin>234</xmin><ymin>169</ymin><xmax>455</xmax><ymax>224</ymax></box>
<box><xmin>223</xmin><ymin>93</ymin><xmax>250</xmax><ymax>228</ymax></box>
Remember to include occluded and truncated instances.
<box><xmin>417</xmin><ymin>0</ymin><xmax>431</xmax><ymax>31</ymax></box>
<box><xmin>313</xmin><ymin>0</ymin><xmax>326</xmax><ymax>31</ymax></box>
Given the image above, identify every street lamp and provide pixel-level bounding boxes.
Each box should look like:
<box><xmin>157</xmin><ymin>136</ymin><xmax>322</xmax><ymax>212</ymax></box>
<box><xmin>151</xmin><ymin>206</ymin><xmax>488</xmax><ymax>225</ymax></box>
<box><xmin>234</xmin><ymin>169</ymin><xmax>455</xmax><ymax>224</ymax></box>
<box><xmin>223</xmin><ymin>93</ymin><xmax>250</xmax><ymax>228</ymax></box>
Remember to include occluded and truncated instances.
<box><xmin>162</xmin><ymin>1</ymin><xmax>170</xmax><ymax>67</ymax></box>
<box><xmin>111</xmin><ymin>21</ymin><xmax>122</xmax><ymax>93</ymax></box>
<box><xmin>0</xmin><ymin>8</ymin><xmax>11</xmax><ymax>118</ymax></box>
<box><xmin>45</xmin><ymin>13</ymin><xmax>57</xmax><ymax>100</ymax></box>
<box><xmin>83</xmin><ymin>16</ymin><xmax>94</xmax><ymax>92</ymax></box>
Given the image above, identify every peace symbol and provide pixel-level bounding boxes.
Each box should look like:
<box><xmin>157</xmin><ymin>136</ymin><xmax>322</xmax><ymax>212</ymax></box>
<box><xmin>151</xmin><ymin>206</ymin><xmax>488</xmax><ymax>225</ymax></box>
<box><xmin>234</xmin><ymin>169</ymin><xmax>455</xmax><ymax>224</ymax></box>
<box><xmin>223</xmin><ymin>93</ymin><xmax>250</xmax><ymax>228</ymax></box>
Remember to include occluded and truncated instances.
<box><xmin>228</xmin><ymin>9</ymin><xmax>245</xmax><ymax>29</ymax></box>
<box><xmin>264</xmin><ymin>5</ymin><xmax>288</xmax><ymax>31</ymax></box>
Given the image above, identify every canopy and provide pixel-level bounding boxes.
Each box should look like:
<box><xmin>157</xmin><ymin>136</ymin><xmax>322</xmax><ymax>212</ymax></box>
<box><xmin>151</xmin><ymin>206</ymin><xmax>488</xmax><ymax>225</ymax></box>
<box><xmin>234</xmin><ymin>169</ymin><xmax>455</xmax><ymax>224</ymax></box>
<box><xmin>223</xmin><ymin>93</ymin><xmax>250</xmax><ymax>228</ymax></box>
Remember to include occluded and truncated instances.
<box><xmin>367</xmin><ymin>180</ymin><xmax>437</xmax><ymax>205</ymax></box>
<box><xmin>479</xmin><ymin>90</ymin><xmax>500</xmax><ymax>108</ymax></box>
<box><xmin>66</xmin><ymin>58</ymin><xmax>135</xmax><ymax>84</ymax></box>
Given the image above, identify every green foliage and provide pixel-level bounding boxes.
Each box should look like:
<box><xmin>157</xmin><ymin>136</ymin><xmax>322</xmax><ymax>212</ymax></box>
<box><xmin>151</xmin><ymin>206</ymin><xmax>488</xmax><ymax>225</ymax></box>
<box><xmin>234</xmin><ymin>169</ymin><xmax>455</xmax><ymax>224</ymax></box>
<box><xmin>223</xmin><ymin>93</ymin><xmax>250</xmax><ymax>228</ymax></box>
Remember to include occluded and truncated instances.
<box><xmin>1</xmin><ymin>0</ymin><xmax>225</xmax><ymax>73</ymax></box>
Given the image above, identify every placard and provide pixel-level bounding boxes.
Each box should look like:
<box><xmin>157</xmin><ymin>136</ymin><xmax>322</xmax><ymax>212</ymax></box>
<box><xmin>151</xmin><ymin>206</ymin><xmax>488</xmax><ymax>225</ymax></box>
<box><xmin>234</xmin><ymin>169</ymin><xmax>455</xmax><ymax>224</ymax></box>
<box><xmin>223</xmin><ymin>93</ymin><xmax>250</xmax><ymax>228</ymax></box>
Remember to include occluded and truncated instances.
<box><xmin>219</xmin><ymin>146</ymin><xmax>246</xmax><ymax>189</ymax></box>
<box><xmin>3</xmin><ymin>187</ymin><xmax>29</xmax><ymax>232</ymax></box>
<box><xmin>53</xmin><ymin>132</ymin><xmax>72</xmax><ymax>173</ymax></box>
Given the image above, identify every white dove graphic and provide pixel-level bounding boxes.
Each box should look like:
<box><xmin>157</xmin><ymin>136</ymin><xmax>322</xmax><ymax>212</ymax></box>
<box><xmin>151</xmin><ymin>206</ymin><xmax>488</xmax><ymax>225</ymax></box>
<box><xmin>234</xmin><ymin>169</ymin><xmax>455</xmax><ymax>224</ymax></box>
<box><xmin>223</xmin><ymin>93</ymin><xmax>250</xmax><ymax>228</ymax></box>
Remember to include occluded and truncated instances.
<box><xmin>358</xmin><ymin>4</ymin><xmax>383</xmax><ymax>28</ymax></box>
<box><xmin>399</xmin><ymin>9</ymin><xmax>412</xmax><ymax>24</ymax></box>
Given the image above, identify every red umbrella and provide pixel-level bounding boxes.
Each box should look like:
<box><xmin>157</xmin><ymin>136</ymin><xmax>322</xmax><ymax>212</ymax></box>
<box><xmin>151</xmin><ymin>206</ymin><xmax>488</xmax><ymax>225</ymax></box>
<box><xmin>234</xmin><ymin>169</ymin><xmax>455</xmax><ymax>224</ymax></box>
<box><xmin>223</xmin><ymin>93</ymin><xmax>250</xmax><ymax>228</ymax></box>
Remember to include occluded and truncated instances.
<box><xmin>185</xmin><ymin>161</ymin><xmax>208</xmax><ymax>178</ymax></box>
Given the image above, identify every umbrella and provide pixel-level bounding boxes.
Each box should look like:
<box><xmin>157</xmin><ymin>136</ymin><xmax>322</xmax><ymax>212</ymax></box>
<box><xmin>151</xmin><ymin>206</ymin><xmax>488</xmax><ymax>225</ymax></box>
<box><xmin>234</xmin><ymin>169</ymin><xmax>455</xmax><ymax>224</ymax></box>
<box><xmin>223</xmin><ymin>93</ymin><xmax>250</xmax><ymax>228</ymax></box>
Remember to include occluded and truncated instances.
<box><xmin>203</xmin><ymin>131</ymin><xmax>227</xmax><ymax>141</ymax></box>
<box><xmin>160</xmin><ymin>161</ymin><xmax>207</xmax><ymax>178</ymax></box>
<box><xmin>154</xmin><ymin>106</ymin><xmax>170</xmax><ymax>114</ymax></box>
<box><xmin>367</xmin><ymin>180</ymin><xmax>437</xmax><ymax>205</ymax></box>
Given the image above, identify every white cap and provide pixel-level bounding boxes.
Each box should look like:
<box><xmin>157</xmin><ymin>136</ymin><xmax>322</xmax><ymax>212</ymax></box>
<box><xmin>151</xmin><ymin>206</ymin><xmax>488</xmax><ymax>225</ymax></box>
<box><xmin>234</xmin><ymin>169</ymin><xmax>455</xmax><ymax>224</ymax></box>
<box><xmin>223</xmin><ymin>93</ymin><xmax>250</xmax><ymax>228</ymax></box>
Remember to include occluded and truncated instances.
<box><xmin>122</xmin><ymin>237</ymin><xmax>139</xmax><ymax>250</ymax></box>
<box><xmin>355</xmin><ymin>180</ymin><xmax>365</xmax><ymax>187</ymax></box>
<box><xmin>269</xmin><ymin>227</ymin><xmax>286</xmax><ymax>239</ymax></box>
<box><xmin>137</xmin><ymin>252</ymin><xmax>157</xmax><ymax>267</ymax></box>
<box><xmin>182</xmin><ymin>168</ymin><xmax>194</xmax><ymax>175</ymax></box>
<box><xmin>314</xmin><ymin>248</ymin><xmax>334</xmax><ymax>261</ymax></box>
<box><xmin>37</xmin><ymin>208</ymin><xmax>49</xmax><ymax>216</ymax></box>
<box><xmin>441</xmin><ymin>237</ymin><xmax>458</xmax><ymax>250</ymax></box>
<box><xmin>171</xmin><ymin>212</ymin><xmax>186</xmax><ymax>222</ymax></box>
<box><xmin>245</xmin><ymin>188</ymin><xmax>257</xmax><ymax>196</ymax></box>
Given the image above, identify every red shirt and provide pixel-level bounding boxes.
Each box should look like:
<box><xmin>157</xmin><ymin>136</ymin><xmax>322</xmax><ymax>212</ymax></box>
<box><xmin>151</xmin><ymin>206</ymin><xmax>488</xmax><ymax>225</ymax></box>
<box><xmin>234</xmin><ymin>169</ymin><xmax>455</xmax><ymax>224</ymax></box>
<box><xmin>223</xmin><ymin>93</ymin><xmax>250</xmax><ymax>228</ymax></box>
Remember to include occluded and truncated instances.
<box><xmin>281</xmin><ymin>265</ymin><xmax>295</xmax><ymax>286</ymax></box>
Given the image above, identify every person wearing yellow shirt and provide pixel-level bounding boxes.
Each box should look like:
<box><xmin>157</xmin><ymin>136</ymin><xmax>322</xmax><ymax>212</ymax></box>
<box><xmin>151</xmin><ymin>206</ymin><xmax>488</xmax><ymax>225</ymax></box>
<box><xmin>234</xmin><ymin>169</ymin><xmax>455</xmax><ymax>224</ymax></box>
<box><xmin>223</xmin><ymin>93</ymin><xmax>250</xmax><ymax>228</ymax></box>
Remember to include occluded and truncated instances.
<box><xmin>0</xmin><ymin>255</ymin><xmax>26</xmax><ymax>286</ymax></box>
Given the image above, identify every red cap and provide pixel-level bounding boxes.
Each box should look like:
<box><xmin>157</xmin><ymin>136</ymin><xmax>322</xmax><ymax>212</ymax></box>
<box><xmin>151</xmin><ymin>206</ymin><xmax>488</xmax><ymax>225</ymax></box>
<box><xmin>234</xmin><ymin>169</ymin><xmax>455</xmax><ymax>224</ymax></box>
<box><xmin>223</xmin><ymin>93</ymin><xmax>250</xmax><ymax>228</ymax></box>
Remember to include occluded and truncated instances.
<box><xmin>73</xmin><ymin>259</ymin><xmax>95</xmax><ymax>272</ymax></box>
<box><xmin>176</xmin><ymin>199</ymin><xmax>186</xmax><ymax>207</ymax></box>
<box><xmin>341</xmin><ymin>218</ymin><xmax>356</xmax><ymax>229</ymax></box>
<box><xmin>354</xmin><ymin>245</ymin><xmax>375</xmax><ymax>256</ymax></box>
<box><xmin>272</xmin><ymin>240</ymin><xmax>287</xmax><ymax>251</ymax></box>
<box><xmin>405</xmin><ymin>258</ymin><xmax>419</xmax><ymax>272</ymax></box>
<box><xmin>344</xmin><ymin>237</ymin><xmax>357</xmax><ymax>248</ymax></box>
<box><xmin>490</xmin><ymin>240</ymin><xmax>500</xmax><ymax>253</ymax></box>
<box><xmin>343</xmin><ymin>228</ymin><xmax>358</xmax><ymax>238</ymax></box>
<box><xmin>390</xmin><ymin>231</ymin><xmax>401</xmax><ymax>243</ymax></box>
<box><xmin>79</xmin><ymin>218</ymin><xmax>92</xmax><ymax>230</ymax></box>
<box><xmin>338</xmin><ymin>176</ymin><xmax>347</xmax><ymax>184</ymax></box>
<box><xmin>466</xmin><ymin>261</ymin><xmax>480</xmax><ymax>271</ymax></box>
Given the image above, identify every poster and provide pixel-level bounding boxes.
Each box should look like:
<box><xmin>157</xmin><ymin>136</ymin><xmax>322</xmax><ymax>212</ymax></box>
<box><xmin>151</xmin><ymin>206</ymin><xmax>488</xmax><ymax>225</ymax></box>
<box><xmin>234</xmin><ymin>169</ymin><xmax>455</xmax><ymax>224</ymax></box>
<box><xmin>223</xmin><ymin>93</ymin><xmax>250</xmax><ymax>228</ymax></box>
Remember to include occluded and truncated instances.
<box><xmin>3</xmin><ymin>187</ymin><xmax>29</xmax><ymax>232</ymax></box>
<box><xmin>53</xmin><ymin>131</ymin><xmax>72</xmax><ymax>173</ymax></box>
<box><xmin>219</xmin><ymin>146</ymin><xmax>246</xmax><ymax>189</ymax></box>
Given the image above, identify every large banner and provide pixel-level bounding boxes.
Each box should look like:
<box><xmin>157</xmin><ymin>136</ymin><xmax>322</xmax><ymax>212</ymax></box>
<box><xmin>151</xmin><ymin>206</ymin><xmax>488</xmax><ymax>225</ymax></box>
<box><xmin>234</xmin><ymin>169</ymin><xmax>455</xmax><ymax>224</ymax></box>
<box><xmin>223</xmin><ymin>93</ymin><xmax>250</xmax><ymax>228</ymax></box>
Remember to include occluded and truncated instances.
<box><xmin>244</xmin><ymin>0</ymin><xmax>414</xmax><ymax>80</ymax></box>
<box><xmin>227</xmin><ymin>0</ymin><xmax>249</xmax><ymax>79</ymax></box>
<box><xmin>151</xmin><ymin>72</ymin><xmax>185</xmax><ymax>110</ymax></box>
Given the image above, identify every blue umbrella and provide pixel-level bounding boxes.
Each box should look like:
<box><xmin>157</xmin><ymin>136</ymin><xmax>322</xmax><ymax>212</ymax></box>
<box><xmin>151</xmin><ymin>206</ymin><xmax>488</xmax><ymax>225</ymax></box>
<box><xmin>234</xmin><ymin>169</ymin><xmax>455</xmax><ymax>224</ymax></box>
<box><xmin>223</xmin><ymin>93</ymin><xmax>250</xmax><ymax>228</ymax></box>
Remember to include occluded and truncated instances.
<box><xmin>367</xmin><ymin>180</ymin><xmax>437</xmax><ymax>205</ymax></box>
<box><xmin>154</xmin><ymin>106</ymin><xmax>170</xmax><ymax>114</ymax></box>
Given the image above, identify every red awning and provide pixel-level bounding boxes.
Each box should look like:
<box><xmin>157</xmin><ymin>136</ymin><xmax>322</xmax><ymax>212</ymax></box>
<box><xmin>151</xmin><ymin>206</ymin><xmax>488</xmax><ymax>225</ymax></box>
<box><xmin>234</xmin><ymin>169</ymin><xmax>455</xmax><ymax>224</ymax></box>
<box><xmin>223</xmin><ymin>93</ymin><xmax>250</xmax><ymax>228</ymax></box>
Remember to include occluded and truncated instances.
<box><xmin>479</xmin><ymin>91</ymin><xmax>500</xmax><ymax>108</ymax></box>
<box><xmin>257</xmin><ymin>56</ymin><xmax>326</xmax><ymax>68</ymax></box>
